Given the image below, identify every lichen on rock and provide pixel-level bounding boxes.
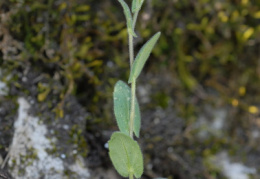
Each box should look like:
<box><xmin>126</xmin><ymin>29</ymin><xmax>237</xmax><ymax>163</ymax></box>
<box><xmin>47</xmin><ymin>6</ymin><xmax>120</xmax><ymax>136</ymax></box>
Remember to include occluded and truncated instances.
<box><xmin>8</xmin><ymin>97</ymin><xmax>90</xmax><ymax>179</ymax></box>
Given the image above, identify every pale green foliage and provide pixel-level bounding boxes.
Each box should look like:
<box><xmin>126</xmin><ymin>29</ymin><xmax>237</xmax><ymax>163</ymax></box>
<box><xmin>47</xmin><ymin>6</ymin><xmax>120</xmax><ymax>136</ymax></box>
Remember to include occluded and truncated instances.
<box><xmin>131</xmin><ymin>0</ymin><xmax>137</xmax><ymax>13</ymax></box>
<box><xmin>131</xmin><ymin>0</ymin><xmax>144</xmax><ymax>13</ymax></box>
<box><xmin>109</xmin><ymin>0</ymin><xmax>161</xmax><ymax>178</ymax></box>
<box><xmin>128</xmin><ymin>32</ymin><xmax>161</xmax><ymax>83</ymax></box>
<box><xmin>118</xmin><ymin>0</ymin><xmax>137</xmax><ymax>37</ymax></box>
<box><xmin>108</xmin><ymin>132</ymin><xmax>144</xmax><ymax>178</ymax></box>
<box><xmin>113</xmin><ymin>80</ymin><xmax>141</xmax><ymax>137</ymax></box>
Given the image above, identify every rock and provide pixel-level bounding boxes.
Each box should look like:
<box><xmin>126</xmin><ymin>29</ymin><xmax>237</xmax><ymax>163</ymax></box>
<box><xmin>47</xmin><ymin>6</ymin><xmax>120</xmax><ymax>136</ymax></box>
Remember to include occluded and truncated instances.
<box><xmin>7</xmin><ymin>97</ymin><xmax>90</xmax><ymax>179</ymax></box>
<box><xmin>210</xmin><ymin>152</ymin><xmax>256</xmax><ymax>179</ymax></box>
<box><xmin>0</xmin><ymin>168</ymin><xmax>12</xmax><ymax>179</ymax></box>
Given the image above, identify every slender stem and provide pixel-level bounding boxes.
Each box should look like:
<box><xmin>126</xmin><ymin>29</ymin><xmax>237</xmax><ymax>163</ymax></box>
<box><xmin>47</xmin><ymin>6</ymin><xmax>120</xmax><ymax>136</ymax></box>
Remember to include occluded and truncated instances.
<box><xmin>132</xmin><ymin>10</ymin><xmax>139</xmax><ymax>31</ymax></box>
<box><xmin>129</xmin><ymin>79</ymin><xmax>136</xmax><ymax>138</ymax></box>
<box><xmin>128</xmin><ymin>23</ymin><xmax>135</xmax><ymax>138</ymax></box>
<box><xmin>129</xmin><ymin>34</ymin><xmax>134</xmax><ymax>67</ymax></box>
<box><xmin>129</xmin><ymin>9</ymin><xmax>139</xmax><ymax>179</ymax></box>
<box><xmin>128</xmin><ymin>10</ymin><xmax>139</xmax><ymax>138</ymax></box>
<box><xmin>129</xmin><ymin>10</ymin><xmax>139</xmax><ymax>67</ymax></box>
<box><xmin>129</xmin><ymin>173</ymin><xmax>134</xmax><ymax>179</ymax></box>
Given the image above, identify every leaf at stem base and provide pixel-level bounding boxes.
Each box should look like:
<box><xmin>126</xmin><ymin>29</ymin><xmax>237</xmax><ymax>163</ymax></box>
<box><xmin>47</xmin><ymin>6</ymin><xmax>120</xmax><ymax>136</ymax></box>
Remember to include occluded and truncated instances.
<box><xmin>108</xmin><ymin>132</ymin><xmax>143</xmax><ymax>178</ymax></box>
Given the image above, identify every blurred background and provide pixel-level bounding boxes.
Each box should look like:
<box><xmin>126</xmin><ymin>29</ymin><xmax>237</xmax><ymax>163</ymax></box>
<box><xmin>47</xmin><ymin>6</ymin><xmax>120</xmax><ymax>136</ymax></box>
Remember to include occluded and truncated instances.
<box><xmin>0</xmin><ymin>0</ymin><xmax>260</xmax><ymax>178</ymax></box>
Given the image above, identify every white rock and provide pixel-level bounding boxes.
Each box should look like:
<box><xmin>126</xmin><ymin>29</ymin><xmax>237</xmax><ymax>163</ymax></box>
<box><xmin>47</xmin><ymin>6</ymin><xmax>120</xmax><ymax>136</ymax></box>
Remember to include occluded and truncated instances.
<box><xmin>8</xmin><ymin>97</ymin><xmax>90</xmax><ymax>179</ymax></box>
<box><xmin>0</xmin><ymin>81</ymin><xmax>8</xmax><ymax>96</ymax></box>
<box><xmin>213</xmin><ymin>152</ymin><xmax>256</xmax><ymax>179</ymax></box>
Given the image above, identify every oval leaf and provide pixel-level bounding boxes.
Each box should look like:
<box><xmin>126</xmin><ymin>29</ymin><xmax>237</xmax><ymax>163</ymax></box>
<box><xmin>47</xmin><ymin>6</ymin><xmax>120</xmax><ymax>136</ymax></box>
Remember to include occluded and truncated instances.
<box><xmin>113</xmin><ymin>80</ymin><xmax>141</xmax><ymax>137</ymax></box>
<box><xmin>108</xmin><ymin>132</ymin><xmax>143</xmax><ymax>178</ymax></box>
<box><xmin>118</xmin><ymin>0</ymin><xmax>137</xmax><ymax>37</ymax></box>
<box><xmin>113</xmin><ymin>81</ymin><xmax>131</xmax><ymax>135</ymax></box>
<box><xmin>128</xmin><ymin>32</ymin><xmax>161</xmax><ymax>83</ymax></box>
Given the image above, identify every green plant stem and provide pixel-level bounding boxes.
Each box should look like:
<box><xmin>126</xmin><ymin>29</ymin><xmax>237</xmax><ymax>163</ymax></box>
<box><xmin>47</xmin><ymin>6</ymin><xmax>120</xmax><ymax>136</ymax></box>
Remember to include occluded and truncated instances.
<box><xmin>128</xmin><ymin>30</ymin><xmax>135</xmax><ymax>138</ymax></box>
<box><xmin>128</xmin><ymin>10</ymin><xmax>139</xmax><ymax>138</ymax></box>
<box><xmin>129</xmin><ymin>10</ymin><xmax>139</xmax><ymax>67</ymax></box>
<box><xmin>129</xmin><ymin>34</ymin><xmax>134</xmax><ymax>67</ymax></box>
<box><xmin>128</xmin><ymin>32</ymin><xmax>135</xmax><ymax>138</ymax></box>
<box><xmin>129</xmin><ymin>173</ymin><xmax>134</xmax><ymax>179</ymax></box>
<box><xmin>132</xmin><ymin>10</ymin><xmax>139</xmax><ymax>31</ymax></box>
<box><xmin>129</xmin><ymin>11</ymin><xmax>139</xmax><ymax>67</ymax></box>
<box><xmin>129</xmin><ymin>79</ymin><xmax>136</xmax><ymax>138</ymax></box>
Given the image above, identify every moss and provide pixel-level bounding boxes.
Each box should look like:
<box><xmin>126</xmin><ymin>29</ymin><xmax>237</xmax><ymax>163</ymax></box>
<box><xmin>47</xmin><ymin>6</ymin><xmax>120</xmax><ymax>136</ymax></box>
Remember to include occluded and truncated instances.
<box><xmin>69</xmin><ymin>124</ymin><xmax>88</xmax><ymax>157</ymax></box>
<box><xmin>1</xmin><ymin>0</ymin><xmax>112</xmax><ymax>120</ymax></box>
<box><xmin>1</xmin><ymin>0</ymin><xmax>260</xmax><ymax>177</ymax></box>
<box><xmin>46</xmin><ymin>145</ymin><xmax>58</xmax><ymax>156</ymax></box>
<box><xmin>152</xmin><ymin>92</ymin><xmax>170</xmax><ymax>109</ymax></box>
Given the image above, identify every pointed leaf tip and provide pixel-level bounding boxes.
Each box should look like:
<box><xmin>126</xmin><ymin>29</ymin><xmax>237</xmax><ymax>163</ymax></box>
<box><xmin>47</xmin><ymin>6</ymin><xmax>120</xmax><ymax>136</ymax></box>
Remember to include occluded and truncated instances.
<box><xmin>118</xmin><ymin>0</ymin><xmax>137</xmax><ymax>37</ymax></box>
<box><xmin>132</xmin><ymin>0</ymin><xmax>145</xmax><ymax>13</ymax></box>
<box><xmin>128</xmin><ymin>32</ymin><xmax>161</xmax><ymax>83</ymax></box>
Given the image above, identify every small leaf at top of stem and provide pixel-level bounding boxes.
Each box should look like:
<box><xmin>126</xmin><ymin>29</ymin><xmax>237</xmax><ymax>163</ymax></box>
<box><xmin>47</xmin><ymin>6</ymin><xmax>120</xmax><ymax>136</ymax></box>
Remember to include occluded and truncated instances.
<box><xmin>118</xmin><ymin>0</ymin><xmax>137</xmax><ymax>37</ymax></box>
<box><xmin>128</xmin><ymin>32</ymin><xmax>161</xmax><ymax>83</ymax></box>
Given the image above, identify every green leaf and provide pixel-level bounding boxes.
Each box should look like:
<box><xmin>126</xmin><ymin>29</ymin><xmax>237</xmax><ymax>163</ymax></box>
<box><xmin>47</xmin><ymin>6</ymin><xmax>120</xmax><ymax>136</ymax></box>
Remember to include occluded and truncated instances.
<box><xmin>132</xmin><ymin>0</ymin><xmax>144</xmax><ymax>13</ymax></box>
<box><xmin>131</xmin><ymin>0</ymin><xmax>137</xmax><ymax>13</ymax></box>
<box><xmin>113</xmin><ymin>80</ymin><xmax>141</xmax><ymax>137</ymax></box>
<box><xmin>113</xmin><ymin>81</ymin><xmax>130</xmax><ymax>136</ymax></box>
<box><xmin>108</xmin><ymin>132</ymin><xmax>143</xmax><ymax>178</ymax></box>
<box><xmin>128</xmin><ymin>32</ymin><xmax>161</xmax><ymax>83</ymax></box>
<box><xmin>118</xmin><ymin>0</ymin><xmax>137</xmax><ymax>37</ymax></box>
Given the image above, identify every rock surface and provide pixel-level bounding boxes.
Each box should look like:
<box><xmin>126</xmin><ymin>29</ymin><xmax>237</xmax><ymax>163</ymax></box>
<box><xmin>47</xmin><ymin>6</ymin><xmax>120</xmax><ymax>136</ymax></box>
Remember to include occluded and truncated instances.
<box><xmin>8</xmin><ymin>97</ymin><xmax>90</xmax><ymax>179</ymax></box>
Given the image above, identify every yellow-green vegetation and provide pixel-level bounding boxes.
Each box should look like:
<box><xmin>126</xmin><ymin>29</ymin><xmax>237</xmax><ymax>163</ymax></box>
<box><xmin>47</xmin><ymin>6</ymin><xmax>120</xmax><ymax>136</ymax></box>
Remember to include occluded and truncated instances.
<box><xmin>2</xmin><ymin>0</ymin><xmax>110</xmax><ymax>118</ymax></box>
<box><xmin>69</xmin><ymin>124</ymin><xmax>88</xmax><ymax>157</ymax></box>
